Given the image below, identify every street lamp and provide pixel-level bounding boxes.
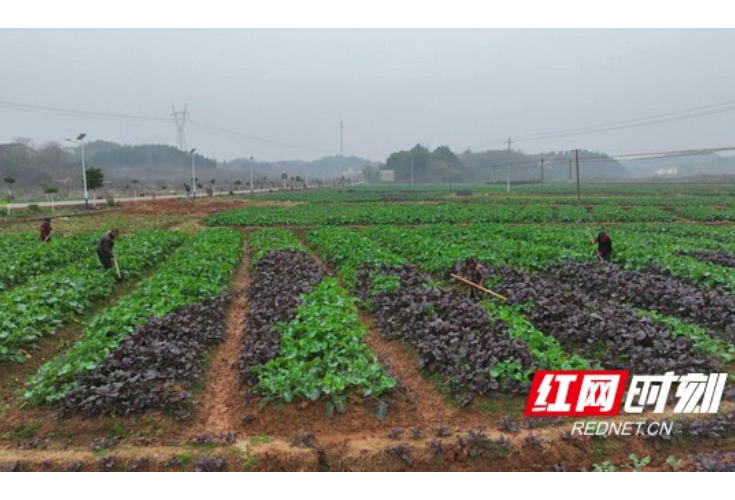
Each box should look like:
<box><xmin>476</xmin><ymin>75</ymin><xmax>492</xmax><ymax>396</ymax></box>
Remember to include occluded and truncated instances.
<box><xmin>65</xmin><ymin>133</ymin><xmax>88</xmax><ymax>210</ymax></box>
<box><xmin>249</xmin><ymin>156</ymin><xmax>254</xmax><ymax>192</ymax></box>
<box><xmin>410</xmin><ymin>152</ymin><xmax>414</xmax><ymax>187</ymax></box>
<box><xmin>189</xmin><ymin>148</ymin><xmax>196</xmax><ymax>198</ymax></box>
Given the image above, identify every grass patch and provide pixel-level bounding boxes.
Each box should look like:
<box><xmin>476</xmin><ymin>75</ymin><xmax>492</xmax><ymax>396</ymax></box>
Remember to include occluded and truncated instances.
<box><xmin>2</xmin><ymin>421</ymin><xmax>42</xmax><ymax>441</ymax></box>
<box><xmin>472</xmin><ymin>395</ymin><xmax>525</xmax><ymax>417</ymax></box>
<box><xmin>242</xmin><ymin>454</ymin><xmax>258</xmax><ymax>470</ymax></box>
<box><xmin>249</xmin><ymin>435</ymin><xmax>274</xmax><ymax>445</ymax></box>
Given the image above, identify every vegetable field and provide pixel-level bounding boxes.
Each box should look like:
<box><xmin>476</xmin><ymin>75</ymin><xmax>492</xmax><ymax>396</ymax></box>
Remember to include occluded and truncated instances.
<box><xmin>1</xmin><ymin>185</ymin><xmax>734</xmax><ymax>472</ymax></box>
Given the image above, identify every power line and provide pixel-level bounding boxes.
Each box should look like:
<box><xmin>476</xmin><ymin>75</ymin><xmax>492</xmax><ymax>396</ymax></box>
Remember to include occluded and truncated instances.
<box><xmin>188</xmin><ymin>120</ymin><xmax>335</xmax><ymax>154</ymax></box>
<box><xmin>0</xmin><ymin>98</ymin><xmax>336</xmax><ymax>155</ymax></box>
<box><xmin>472</xmin><ymin>97</ymin><xmax>735</xmax><ymax>149</ymax></box>
<box><xmin>483</xmin><ymin>145</ymin><xmax>735</xmax><ymax>170</ymax></box>
<box><xmin>519</xmin><ymin>101</ymin><xmax>735</xmax><ymax>142</ymax></box>
<box><xmin>517</xmin><ymin>101</ymin><xmax>735</xmax><ymax>142</ymax></box>
<box><xmin>0</xmin><ymin>99</ymin><xmax>167</xmax><ymax>123</ymax></box>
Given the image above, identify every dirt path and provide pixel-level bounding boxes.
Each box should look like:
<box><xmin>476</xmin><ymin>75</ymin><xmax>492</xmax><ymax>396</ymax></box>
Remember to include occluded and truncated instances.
<box><xmin>191</xmin><ymin>236</ymin><xmax>251</xmax><ymax>435</ymax></box>
<box><xmin>359</xmin><ymin>313</ymin><xmax>477</xmax><ymax>429</ymax></box>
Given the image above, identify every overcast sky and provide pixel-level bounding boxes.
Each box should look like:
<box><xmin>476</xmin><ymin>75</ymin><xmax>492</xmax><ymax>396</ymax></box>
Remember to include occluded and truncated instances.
<box><xmin>2</xmin><ymin>28</ymin><xmax>734</xmax><ymax>162</ymax></box>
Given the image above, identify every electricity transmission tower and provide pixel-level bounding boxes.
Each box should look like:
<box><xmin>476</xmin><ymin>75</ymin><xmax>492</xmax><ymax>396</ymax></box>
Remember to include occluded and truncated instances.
<box><xmin>171</xmin><ymin>105</ymin><xmax>190</xmax><ymax>150</ymax></box>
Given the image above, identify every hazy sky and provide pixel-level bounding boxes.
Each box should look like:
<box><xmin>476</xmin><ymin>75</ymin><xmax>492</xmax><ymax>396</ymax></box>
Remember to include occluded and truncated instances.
<box><xmin>2</xmin><ymin>28</ymin><xmax>734</xmax><ymax>162</ymax></box>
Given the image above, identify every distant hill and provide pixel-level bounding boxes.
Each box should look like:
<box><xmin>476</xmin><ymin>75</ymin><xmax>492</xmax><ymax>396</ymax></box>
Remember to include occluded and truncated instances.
<box><xmin>76</xmin><ymin>142</ymin><xmax>217</xmax><ymax>183</ymax></box>
<box><xmin>0</xmin><ymin>140</ymin><xmax>219</xmax><ymax>191</ymax></box>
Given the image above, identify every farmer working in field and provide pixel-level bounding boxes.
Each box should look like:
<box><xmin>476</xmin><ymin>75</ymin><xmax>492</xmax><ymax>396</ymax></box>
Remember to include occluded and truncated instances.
<box><xmin>96</xmin><ymin>228</ymin><xmax>119</xmax><ymax>270</ymax></box>
<box><xmin>460</xmin><ymin>257</ymin><xmax>487</xmax><ymax>299</ymax></box>
<box><xmin>39</xmin><ymin>217</ymin><xmax>52</xmax><ymax>242</ymax></box>
<box><xmin>591</xmin><ymin>230</ymin><xmax>613</xmax><ymax>262</ymax></box>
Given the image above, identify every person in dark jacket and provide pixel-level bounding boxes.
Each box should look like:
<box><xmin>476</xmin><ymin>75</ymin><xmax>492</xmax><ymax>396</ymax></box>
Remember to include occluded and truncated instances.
<box><xmin>460</xmin><ymin>257</ymin><xmax>486</xmax><ymax>299</ymax></box>
<box><xmin>592</xmin><ymin>231</ymin><xmax>613</xmax><ymax>262</ymax></box>
<box><xmin>96</xmin><ymin>229</ymin><xmax>119</xmax><ymax>270</ymax></box>
<box><xmin>39</xmin><ymin>218</ymin><xmax>52</xmax><ymax>242</ymax></box>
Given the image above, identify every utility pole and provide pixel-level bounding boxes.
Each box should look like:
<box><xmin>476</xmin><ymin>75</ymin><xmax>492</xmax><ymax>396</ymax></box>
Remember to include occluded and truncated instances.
<box><xmin>80</xmin><ymin>136</ymin><xmax>88</xmax><ymax>210</ymax></box>
<box><xmin>282</xmin><ymin>162</ymin><xmax>286</xmax><ymax>189</ymax></box>
<box><xmin>410</xmin><ymin>152</ymin><xmax>414</xmax><ymax>187</ymax></box>
<box><xmin>505</xmin><ymin>138</ymin><xmax>514</xmax><ymax>194</ymax></box>
<box><xmin>190</xmin><ymin>148</ymin><xmax>197</xmax><ymax>198</ymax></box>
<box><xmin>339</xmin><ymin>121</ymin><xmax>344</xmax><ymax>157</ymax></box>
<box><xmin>569</xmin><ymin>158</ymin><xmax>573</xmax><ymax>184</ymax></box>
<box><xmin>575</xmin><ymin>149</ymin><xmax>581</xmax><ymax>201</ymax></box>
<box><xmin>540</xmin><ymin>158</ymin><xmax>545</xmax><ymax>186</ymax></box>
<box><xmin>249</xmin><ymin>156</ymin><xmax>254</xmax><ymax>192</ymax></box>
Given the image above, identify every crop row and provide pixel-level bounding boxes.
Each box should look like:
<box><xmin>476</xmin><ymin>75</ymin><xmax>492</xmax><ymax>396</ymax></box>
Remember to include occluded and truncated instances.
<box><xmin>363</xmin><ymin>224</ymin><xmax>591</xmax><ymax>275</ymax></box>
<box><xmin>241</xmin><ymin>229</ymin><xmax>394</xmax><ymax>410</ymax></box>
<box><xmin>675</xmin><ymin>206</ymin><xmax>735</xmax><ymax>221</ymax></box>
<box><xmin>25</xmin><ymin>228</ymin><xmax>243</xmax><ymax>404</ymax></box>
<box><xmin>364</xmin><ymin>223</ymin><xmax>735</xmax><ymax>293</ymax></box>
<box><xmin>613</xmin><ymin>231</ymin><xmax>735</xmax><ymax>293</ymax></box>
<box><xmin>0</xmin><ymin>232</ymin><xmax>39</xmax><ymax>253</ymax></box>
<box><xmin>205</xmin><ymin>203</ymin><xmax>692</xmax><ymax>227</ymax></box>
<box><xmin>622</xmin><ymin>224</ymin><xmax>735</xmax><ymax>248</ymax></box>
<box><xmin>307</xmin><ymin>226</ymin><xmax>405</xmax><ymax>289</ymax></box>
<box><xmin>377</xmin><ymin>223</ymin><xmax>735</xmax><ymax>333</ymax></box>
<box><xmin>59</xmin><ymin>293</ymin><xmax>232</xmax><ymax>420</ymax></box>
<box><xmin>354</xmin><ymin>225</ymin><xmax>731</xmax><ymax>374</ymax></box>
<box><xmin>0</xmin><ymin>232</ymin><xmax>99</xmax><ymax>292</ymax></box>
<box><xmin>251</xmin><ymin>184</ymin><xmax>735</xmax><ymax>207</ymax></box>
<box><xmin>253</xmin><ymin>278</ymin><xmax>396</xmax><ymax>409</ymax></box>
<box><xmin>546</xmin><ymin>261</ymin><xmax>735</xmax><ymax>340</ymax></box>
<box><xmin>487</xmin><ymin>265</ymin><xmax>721</xmax><ymax>374</ymax></box>
<box><xmin>679</xmin><ymin>251</ymin><xmax>735</xmax><ymax>270</ymax></box>
<box><xmin>247</xmin><ymin>227</ymin><xmax>308</xmax><ymax>267</ymax></box>
<box><xmin>239</xmin><ymin>231</ymin><xmax>326</xmax><ymax>386</ymax></box>
<box><xmin>634</xmin><ymin>310</ymin><xmax>735</xmax><ymax>365</ymax></box>
<box><xmin>0</xmin><ymin>230</ymin><xmax>186</xmax><ymax>363</ymax></box>
<box><xmin>308</xmin><ymin>227</ymin><xmax>593</xmax><ymax>403</ymax></box>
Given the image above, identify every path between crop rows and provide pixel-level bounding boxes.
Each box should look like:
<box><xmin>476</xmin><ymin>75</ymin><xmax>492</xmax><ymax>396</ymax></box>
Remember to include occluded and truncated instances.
<box><xmin>359</xmin><ymin>312</ymin><xmax>469</xmax><ymax>427</ymax></box>
<box><xmin>192</xmin><ymin>237</ymin><xmax>251</xmax><ymax>435</ymax></box>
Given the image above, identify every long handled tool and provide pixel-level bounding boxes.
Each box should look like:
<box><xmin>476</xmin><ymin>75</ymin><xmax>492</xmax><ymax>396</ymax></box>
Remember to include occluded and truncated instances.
<box><xmin>451</xmin><ymin>274</ymin><xmax>508</xmax><ymax>301</ymax></box>
<box><xmin>113</xmin><ymin>255</ymin><xmax>122</xmax><ymax>280</ymax></box>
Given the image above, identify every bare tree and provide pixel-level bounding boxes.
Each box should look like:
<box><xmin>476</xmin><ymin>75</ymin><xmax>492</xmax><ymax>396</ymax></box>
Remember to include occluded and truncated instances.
<box><xmin>3</xmin><ymin>176</ymin><xmax>15</xmax><ymax>198</ymax></box>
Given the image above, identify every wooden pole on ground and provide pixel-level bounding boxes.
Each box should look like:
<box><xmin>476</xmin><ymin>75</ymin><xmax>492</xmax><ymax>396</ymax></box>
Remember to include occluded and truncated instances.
<box><xmin>451</xmin><ymin>274</ymin><xmax>508</xmax><ymax>301</ymax></box>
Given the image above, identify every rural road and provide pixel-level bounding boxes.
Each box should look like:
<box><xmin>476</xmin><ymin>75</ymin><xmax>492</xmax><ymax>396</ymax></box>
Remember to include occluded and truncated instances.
<box><xmin>5</xmin><ymin>186</ymin><xmax>297</xmax><ymax>210</ymax></box>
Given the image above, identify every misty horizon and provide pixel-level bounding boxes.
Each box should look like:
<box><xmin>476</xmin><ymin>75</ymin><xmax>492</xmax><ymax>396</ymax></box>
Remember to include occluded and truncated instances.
<box><xmin>2</xmin><ymin>29</ymin><xmax>735</xmax><ymax>164</ymax></box>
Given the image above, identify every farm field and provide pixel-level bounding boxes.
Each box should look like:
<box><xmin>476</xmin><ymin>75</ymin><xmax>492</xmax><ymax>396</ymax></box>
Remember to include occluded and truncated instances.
<box><xmin>0</xmin><ymin>184</ymin><xmax>734</xmax><ymax>472</ymax></box>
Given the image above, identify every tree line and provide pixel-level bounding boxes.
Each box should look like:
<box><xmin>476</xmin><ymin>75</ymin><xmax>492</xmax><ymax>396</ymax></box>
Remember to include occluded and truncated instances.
<box><xmin>385</xmin><ymin>145</ymin><xmax>631</xmax><ymax>184</ymax></box>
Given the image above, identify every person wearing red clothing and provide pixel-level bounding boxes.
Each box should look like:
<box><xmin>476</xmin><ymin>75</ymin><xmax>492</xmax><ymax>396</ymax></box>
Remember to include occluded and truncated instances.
<box><xmin>592</xmin><ymin>231</ymin><xmax>613</xmax><ymax>262</ymax></box>
<box><xmin>39</xmin><ymin>218</ymin><xmax>52</xmax><ymax>242</ymax></box>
